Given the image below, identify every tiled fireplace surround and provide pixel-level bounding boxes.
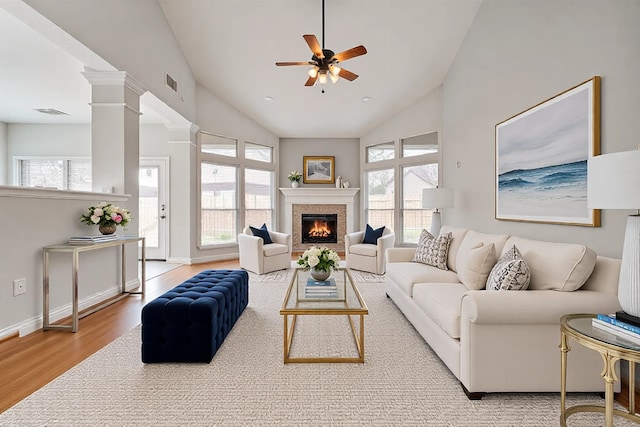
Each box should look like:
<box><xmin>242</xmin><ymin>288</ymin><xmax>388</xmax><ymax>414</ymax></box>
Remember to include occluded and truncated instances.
<box><xmin>280</xmin><ymin>188</ymin><xmax>359</xmax><ymax>253</ymax></box>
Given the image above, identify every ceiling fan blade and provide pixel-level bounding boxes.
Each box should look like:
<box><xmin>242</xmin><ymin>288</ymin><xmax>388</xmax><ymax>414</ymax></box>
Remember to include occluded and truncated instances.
<box><xmin>333</xmin><ymin>45</ymin><xmax>367</xmax><ymax>62</ymax></box>
<box><xmin>338</xmin><ymin>68</ymin><xmax>358</xmax><ymax>81</ymax></box>
<box><xmin>305</xmin><ymin>75</ymin><xmax>318</xmax><ymax>86</ymax></box>
<box><xmin>275</xmin><ymin>61</ymin><xmax>314</xmax><ymax>66</ymax></box>
<box><xmin>303</xmin><ymin>34</ymin><xmax>324</xmax><ymax>59</ymax></box>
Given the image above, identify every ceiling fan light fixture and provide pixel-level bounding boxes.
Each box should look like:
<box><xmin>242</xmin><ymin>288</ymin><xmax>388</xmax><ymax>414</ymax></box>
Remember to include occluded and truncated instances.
<box><xmin>318</xmin><ymin>72</ymin><xmax>328</xmax><ymax>85</ymax></box>
<box><xmin>329</xmin><ymin>73</ymin><xmax>339</xmax><ymax>84</ymax></box>
<box><xmin>308</xmin><ymin>67</ymin><xmax>318</xmax><ymax>78</ymax></box>
<box><xmin>330</xmin><ymin>65</ymin><xmax>341</xmax><ymax>76</ymax></box>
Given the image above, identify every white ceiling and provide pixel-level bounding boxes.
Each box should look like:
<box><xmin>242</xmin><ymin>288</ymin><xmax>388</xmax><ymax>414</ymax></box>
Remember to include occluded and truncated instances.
<box><xmin>0</xmin><ymin>0</ymin><xmax>482</xmax><ymax>137</ymax></box>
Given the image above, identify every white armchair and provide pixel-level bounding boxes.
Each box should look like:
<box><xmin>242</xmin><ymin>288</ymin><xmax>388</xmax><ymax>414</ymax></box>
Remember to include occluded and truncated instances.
<box><xmin>345</xmin><ymin>227</ymin><xmax>395</xmax><ymax>274</ymax></box>
<box><xmin>238</xmin><ymin>226</ymin><xmax>292</xmax><ymax>274</ymax></box>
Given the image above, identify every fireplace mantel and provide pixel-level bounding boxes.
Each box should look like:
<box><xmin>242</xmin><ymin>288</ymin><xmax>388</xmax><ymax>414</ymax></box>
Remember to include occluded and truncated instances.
<box><xmin>280</xmin><ymin>187</ymin><xmax>359</xmax><ymax>237</ymax></box>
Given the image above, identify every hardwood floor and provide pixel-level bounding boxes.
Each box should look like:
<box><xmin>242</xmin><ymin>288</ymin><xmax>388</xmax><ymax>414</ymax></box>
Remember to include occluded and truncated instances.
<box><xmin>1</xmin><ymin>258</ymin><xmax>638</xmax><ymax>414</ymax></box>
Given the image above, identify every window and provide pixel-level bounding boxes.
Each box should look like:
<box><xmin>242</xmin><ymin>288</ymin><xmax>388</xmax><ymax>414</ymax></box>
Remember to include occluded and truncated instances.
<box><xmin>366</xmin><ymin>142</ymin><xmax>395</xmax><ymax>163</ymax></box>
<box><xmin>363</xmin><ymin>132</ymin><xmax>440</xmax><ymax>245</ymax></box>
<box><xmin>16</xmin><ymin>158</ymin><xmax>91</xmax><ymax>191</ymax></box>
<box><xmin>245</xmin><ymin>168</ymin><xmax>274</xmax><ymax>227</ymax></box>
<box><xmin>402</xmin><ymin>163</ymin><xmax>438</xmax><ymax>244</ymax></box>
<box><xmin>401</xmin><ymin>132</ymin><xmax>438</xmax><ymax>158</ymax></box>
<box><xmin>200</xmin><ymin>163</ymin><xmax>237</xmax><ymax>245</ymax></box>
<box><xmin>200</xmin><ymin>132</ymin><xmax>237</xmax><ymax>157</ymax></box>
<box><xmin>245</xmin><ymin>142</ymin><xmax>272</xmax><ymax>163</ymax></box>
<box><xmin>198</xmin><ymin>132</ymin><xmax>277</xmax><ymax>249</ymax></box>
<box><xmin>365</xmin><ymin>168</ymin><xmax>394</xmax><ymax>229</ymax></box>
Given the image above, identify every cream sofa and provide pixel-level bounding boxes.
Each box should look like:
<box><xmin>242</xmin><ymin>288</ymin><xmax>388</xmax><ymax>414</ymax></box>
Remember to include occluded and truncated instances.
<box><xmin>385</xmin><ymin>226</ymin><xmax>622</xmax><ymax>399</ymax></box>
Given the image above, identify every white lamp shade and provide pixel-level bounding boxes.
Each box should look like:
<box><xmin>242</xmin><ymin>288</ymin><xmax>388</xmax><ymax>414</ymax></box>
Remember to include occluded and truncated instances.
<box><xmin>588</xmin><ymin>150</ymin><xmax>640</xmax><ymax>209</ymax></box>
<box><xmin>422</xmin><ymin>188</ymin><xmax>454</xmax><ymax>209</ymax></box>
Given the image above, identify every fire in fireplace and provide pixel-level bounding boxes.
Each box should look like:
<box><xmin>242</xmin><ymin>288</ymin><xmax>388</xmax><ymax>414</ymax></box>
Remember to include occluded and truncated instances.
<box><xmin>301</xmin><ymin>214</ymin><xmax>338</xmax><ymax>244</ymax></box>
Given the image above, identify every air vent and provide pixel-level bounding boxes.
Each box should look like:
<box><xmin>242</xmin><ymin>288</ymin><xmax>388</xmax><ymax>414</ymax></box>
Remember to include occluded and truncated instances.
<box><xmin>33</xmin><ymin>108</ymin><xmax>69</xmax><ymax>116</ymax></box>
<box><xmin>166</xmin><ymin>74</ymin><xmax>178</xmax><ymax>92</ymax></box>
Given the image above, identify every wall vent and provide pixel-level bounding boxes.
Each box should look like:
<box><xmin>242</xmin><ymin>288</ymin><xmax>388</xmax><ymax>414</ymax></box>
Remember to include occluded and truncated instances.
<box><xmin>166</xmin><ymin>74</ymin><xmax>178</xmax><ymax>92</ymax></box>
<box><xmin>33</xmin><ymin>108</ymin><xmax>68</xmax><ymax>116</ymax></box>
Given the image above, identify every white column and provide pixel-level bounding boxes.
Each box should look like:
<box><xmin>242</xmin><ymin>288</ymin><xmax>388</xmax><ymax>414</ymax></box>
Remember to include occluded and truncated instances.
<box><xmin>83</xmin><ymin>69</ymin><xmax>146</xmax><ymax>196</ymax></box>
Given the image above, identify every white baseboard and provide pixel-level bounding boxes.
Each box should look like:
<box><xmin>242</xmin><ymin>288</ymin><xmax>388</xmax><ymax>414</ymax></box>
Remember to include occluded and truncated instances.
<box><xmin>167</xmin><ymin>253</ymin><xmax>239</xmax><ymax>265</ymax></box>
<box><xmin>0</xmin><ymin>278</ymin><xmax>140</xmax><ymax>338</ymax></box>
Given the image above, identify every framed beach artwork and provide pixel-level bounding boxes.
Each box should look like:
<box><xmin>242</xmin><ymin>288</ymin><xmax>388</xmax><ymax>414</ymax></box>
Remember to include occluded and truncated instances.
<box><xmin>495</xmin><ymin>76</ymin><xmax>601</xmax><ymax>226</ymax></box>
<box><xmin>303</xmin><ymin>156</ymin><xmax>335</xmax><ymax>184</ymax></box>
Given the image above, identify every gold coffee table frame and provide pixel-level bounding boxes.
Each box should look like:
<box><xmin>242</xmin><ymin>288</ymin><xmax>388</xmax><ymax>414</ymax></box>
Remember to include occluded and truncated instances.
<box><xmin>280</xmin><ymin>268</ymin><xmax>368</xmax><ymax>363</ymax></box>
<box><xmin>560</xmin><ymin>313</ymin><xmax>640</xmax><ymax>427</ymax></box>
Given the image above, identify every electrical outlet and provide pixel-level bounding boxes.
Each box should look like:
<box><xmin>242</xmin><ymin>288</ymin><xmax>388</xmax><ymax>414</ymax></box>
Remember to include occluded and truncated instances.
<box><xmin>13</xmin><ymin>278</ymin><xmax>26</xmax><ymax>296</ymax></box>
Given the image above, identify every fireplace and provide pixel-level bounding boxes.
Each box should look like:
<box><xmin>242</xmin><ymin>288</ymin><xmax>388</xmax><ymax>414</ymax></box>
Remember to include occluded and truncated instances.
<box><xmin>301</xmin><ymin>214</ymin><xmax>338</xmax><ymax>244</ymax></box>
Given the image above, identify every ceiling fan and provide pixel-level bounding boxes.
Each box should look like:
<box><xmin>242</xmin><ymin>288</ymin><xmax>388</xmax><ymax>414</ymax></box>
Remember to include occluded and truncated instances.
<box><xmin>275</xmin><ymin>0</ymin><xmax>367</xmax><ymax>89</ymax></box>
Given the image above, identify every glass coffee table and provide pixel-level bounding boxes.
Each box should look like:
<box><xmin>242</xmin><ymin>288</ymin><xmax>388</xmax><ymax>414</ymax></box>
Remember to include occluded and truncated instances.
<box><xmin>560</xmin><ymin>313</ymin><xmax>640</xmax><ymax>427</ymax></box>
<box><xmin>280</xmin><ymin>267</ymin><xmax>368</xmax><ymax>363</ymax></box>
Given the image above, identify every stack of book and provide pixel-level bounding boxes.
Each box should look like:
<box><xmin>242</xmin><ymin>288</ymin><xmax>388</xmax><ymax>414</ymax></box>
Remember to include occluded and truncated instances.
<box><xmin>305</xmin><ymin>277</ymin><xmax>338</xmax><ymax>298</ymax></box>
<box><xmin>592</xmin><ymin>312</ymin><xmax>640</xmax><ymax>345</ymax></box>
<box><xmin>68</xmin><ymin>235</ymin><xmax>119</xmax><ymax>245</ymax></box>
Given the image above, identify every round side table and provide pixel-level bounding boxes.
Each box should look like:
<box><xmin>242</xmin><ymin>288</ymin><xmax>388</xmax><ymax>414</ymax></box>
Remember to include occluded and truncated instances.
<box><xmin>560</xmin><ymin>313</ymin><xmax>640</xmax><ymax>426</ymax></box>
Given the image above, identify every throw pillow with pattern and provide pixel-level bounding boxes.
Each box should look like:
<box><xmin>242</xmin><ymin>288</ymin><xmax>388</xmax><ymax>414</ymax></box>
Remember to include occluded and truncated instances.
<box><xmin>486</xmin><ymin>245</ymin><xmax>530</xmax><ymax>291</ymax></box>
<box><xmin>412</xmin><ymin>229</ymin><xmax>452</xmax><ymax>270</ymax></box>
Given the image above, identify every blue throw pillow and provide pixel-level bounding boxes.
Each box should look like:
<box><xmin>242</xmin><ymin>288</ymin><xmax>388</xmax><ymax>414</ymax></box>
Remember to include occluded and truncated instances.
<box><xmin>363</xmin><ymin>224</ymin><xmax>385</xmax><ymax>244</ymax></box>
<box><xmin>249</xmin><ymin>223</ymin><xmax>273</xmax><ymax>244</ymax></box>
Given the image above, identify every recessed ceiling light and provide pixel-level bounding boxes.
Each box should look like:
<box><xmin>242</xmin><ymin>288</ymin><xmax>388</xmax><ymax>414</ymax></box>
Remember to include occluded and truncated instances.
<box><xmin>264</xmin><ymin>96</ymin><xmax>274</xmax><ymax>102</ymax></box>
<box><xmin>361</xmin><ymin>96</ymin><xmax>371</xmax><ymax>102</ymax></box>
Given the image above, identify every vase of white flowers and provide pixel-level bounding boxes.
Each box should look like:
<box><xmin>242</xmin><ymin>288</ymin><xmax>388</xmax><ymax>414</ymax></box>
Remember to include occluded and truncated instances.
<box><xmin>297</xmin><ymin>246</ymin><xmax>340</xmax><ymax>280</ymax></box>
<box><xmin>288</xmin><ymin>170</ymin><xmax>302</xmax><ymax>188</ymax></box>
<box><xmin>80</xmin><ymin>202</ymin><xmax>131</xmax><ymax>235</ymax></box>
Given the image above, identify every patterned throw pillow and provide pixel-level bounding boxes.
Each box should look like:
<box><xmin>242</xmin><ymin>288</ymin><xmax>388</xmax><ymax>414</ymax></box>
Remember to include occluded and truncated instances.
<box><xmin>486</xmin><ymin>245</ymin><xmax>530</xmax><ymax>291</ymax></box>
<box><xmin>412</xmin><ymin>229</ymin><xmax>452</xmax><ymax>270</ymax></box>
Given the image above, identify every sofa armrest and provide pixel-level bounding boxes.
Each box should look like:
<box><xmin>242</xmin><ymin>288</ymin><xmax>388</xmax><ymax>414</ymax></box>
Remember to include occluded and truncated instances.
<box><xmin>461</xmin><ymin>290</ymin><xmax>622</xmax><ymax>325</ymax></box>
<box><xmin>345</xmin><ymin>231</ymin><xmax>365</xmax><ymax>251</ymax></box>
<box><xmin>269</xmin><ymin>230</ymin><xmax>292</xmax><ymax>251</ymax></box>
<box><xmin>386</xmin><ymin>247</ymin><xmax>416</xmax><ymax>263</ymax></box>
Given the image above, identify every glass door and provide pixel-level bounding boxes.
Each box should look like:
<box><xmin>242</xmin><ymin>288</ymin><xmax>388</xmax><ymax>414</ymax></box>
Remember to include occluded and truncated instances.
<box><xmin>139</xmin><ymin>158</ymin><xmax>168</xmax><ymax>260</ymax></box>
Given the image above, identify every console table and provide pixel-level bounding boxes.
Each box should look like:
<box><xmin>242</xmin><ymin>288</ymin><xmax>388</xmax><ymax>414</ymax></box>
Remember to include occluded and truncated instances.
<box><xmin>42</xmin><ymin>236</ymin><xmax>145</xmax><ymax>332</ymax></box>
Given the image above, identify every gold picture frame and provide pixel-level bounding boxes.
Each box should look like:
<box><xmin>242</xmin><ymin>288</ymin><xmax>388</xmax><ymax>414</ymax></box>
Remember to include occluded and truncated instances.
<box><xmin>495</xmin><ymin>76</ymin><xmax>600</xmax><ymax>226</ymax></box>
<box><xmin>303</xmin><ymin>156</ymin><xmax>335</xmax><ymax>184</ymax></box>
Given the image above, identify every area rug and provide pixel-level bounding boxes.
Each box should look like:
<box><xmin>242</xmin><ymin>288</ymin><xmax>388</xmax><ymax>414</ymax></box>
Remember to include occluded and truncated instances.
<box><xmin>0</xmin><ymin>280</ymin><xmax>633</xmax><ymax>426</ymax></box>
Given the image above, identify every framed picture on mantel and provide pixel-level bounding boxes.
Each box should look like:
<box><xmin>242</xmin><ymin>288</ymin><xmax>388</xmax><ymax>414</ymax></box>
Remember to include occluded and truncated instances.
<box><xmin>303</xmin><ymin>156</ymin><xmax>335</xmax><ymax>184</ymax></box>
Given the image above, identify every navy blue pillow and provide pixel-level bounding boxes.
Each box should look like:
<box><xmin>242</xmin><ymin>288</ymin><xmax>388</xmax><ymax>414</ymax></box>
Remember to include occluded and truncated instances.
<box><xmin>249</xmin><ymin>223</ymin><xmax>273</xmax><ymax>244</ymax></box>
<box><xmin>363</xmin><ymin>224</ymin><xmax>385</xmax><ymax>244</ymax></box>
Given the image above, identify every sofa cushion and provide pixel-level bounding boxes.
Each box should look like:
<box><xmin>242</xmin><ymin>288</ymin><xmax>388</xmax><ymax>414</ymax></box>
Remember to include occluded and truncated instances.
<box><xmin>413</xmin><ymin>282</ymin><xmax>468</xmax><ymax>339</ymax></box>
<box><xmin>501</xmin><ymin>236</ymin><xmax>597</xmax><ymax>291</ymax></box>
<box><xmin>350</xmin><ymin>243</ymin><xmax>378</xmax><ymax>257</ymax></box>
<box><xmin>263</xmin><ymin>243</ymin><xmax>289</xmax><ymax>257</ymax></box>
<box><xmin>486</xmin><ymin>245</ymin><xmax>530</xmax><ymax>291</ymax></box>
<box><xmin>457</xmin><ymin>242</ymin><xmax>497</xmax><ymax>290</ymax></box>
<box><xmin>386</xmin><ymin>262</ymin><xmax>459</xmax><ymax>297</ymax></box>
<box><xmin>412</xmin><ymin>230</ymin><xmax>452</xmax><ymax>270</ymax></box>
<box><xmin>440</xmin><ymin>225</ymin><xmax>468</xmax><ymax>272</ymax></box>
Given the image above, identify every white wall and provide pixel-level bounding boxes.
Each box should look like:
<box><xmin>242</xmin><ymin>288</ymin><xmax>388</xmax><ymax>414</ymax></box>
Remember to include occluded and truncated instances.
<box><xmin>442</xmin><ymin>0</ymin><xmax>640</xmax><ymax>258</ymax></box>
<box><xmin>0</xmin><ymin>122</ymin><xmax>7</xmax><ymax>184</ymax></box>
<box><xmin>278</xmin><ymin>138</ymin><xmax>360</xmax><ymax>232</ymax></box>
<box><xmin>361</xmin><ymin>87</ymin><xmax>443</xmax><ymax>150</ymax></box>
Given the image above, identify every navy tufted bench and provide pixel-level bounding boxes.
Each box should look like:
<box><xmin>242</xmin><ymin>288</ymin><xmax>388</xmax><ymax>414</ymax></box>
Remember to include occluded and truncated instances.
<box><xmin>141</xmin><ymin>269</ymin><xmax>249</xmax><ymax>363</ymax></box>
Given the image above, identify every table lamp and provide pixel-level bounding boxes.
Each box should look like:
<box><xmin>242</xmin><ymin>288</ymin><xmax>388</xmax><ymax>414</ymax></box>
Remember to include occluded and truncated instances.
<box><xmin>588</xmin><ymin>150</ymin><xmax>640</xmax><ymax>317</ymax></box>
<box><xmin>422</xmin><ymin>187</ymin><xmax>454</xmax><ymax>236</ymax></box>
